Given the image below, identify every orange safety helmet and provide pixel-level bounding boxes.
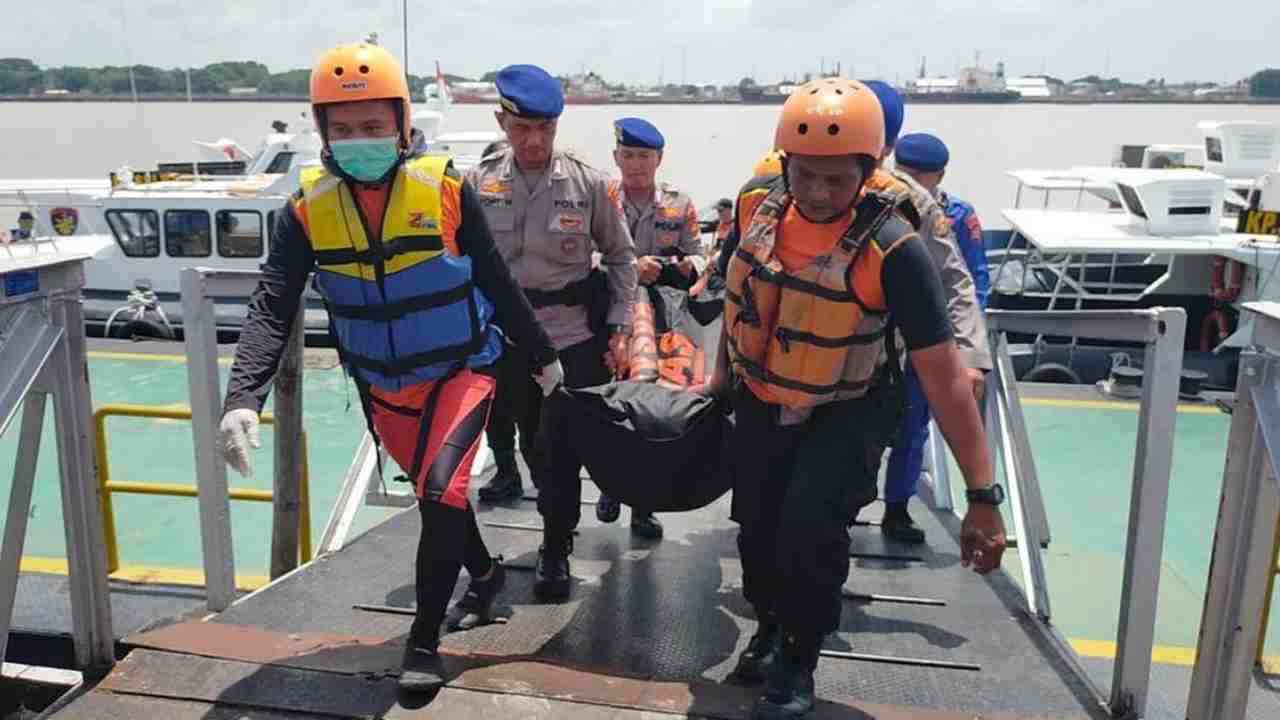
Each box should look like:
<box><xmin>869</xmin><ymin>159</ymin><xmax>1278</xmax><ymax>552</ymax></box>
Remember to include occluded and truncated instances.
<box><xmin>773</xmin><ymin>78</ymin><xmax>884</xmax><ymax>159</ymax></box>
<box><xmin>752</xmin><ymin>150</ymin><xmax>784</xmax><ymax>177</ymax></box>
<box><xmin>310</xmin><ymin>43</ymin><xmax>413</xmax><ymax>145</ymax></box>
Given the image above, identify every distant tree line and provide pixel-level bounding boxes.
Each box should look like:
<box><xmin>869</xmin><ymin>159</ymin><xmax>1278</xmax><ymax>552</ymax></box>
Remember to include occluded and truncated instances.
<box><xmin>0</xmin><ymin>58</ymin><xmax>472</xmax><ymax>97</ymax></box>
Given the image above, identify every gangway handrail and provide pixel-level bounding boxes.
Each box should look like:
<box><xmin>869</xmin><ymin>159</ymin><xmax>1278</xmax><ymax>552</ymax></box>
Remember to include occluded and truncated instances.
<box><xmin>0</xmin><ymin>255</ymin><xmax>114</xmax><ymax>674</ymax></box>
<box><xmin>92</xmin><ymin>403</ymin><xmax>313</xmax><ymax>576</ymax></box>
<box><xmin>926</xmin><ymin>307</ymin><xmax>1186</xmax><ymax>719</ymax></box>
<box><xmin>1187</xmin><ymin>301</ymin><xmax>1280</xmax><ymax>719</ymax></box>
<box><xmin>180</xmin><ymin>266</ymin><xmax>305</xmax><ymax>611</ymax></box>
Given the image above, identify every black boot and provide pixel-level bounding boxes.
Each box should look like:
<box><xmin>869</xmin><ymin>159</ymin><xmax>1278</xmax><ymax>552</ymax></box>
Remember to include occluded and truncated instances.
<box><xmin>596</xmin><ymin>494</ymin><xmax>621</xmax><ymax>523</ymax></box>
<box><xmin>399</xmin><ymin>639</ymin><xmax>446</xmax><ymax>694</ymax></box>
<box><xmin>751</xmin><ymin>633</ymin><xmax>819</xmax><ymax>719</ymax></box>
<box><xmin>447</xmin><ymin>559</ymin><xmax>506</xmax><ymax>632</ymax></box>
<box><xmin>880</xmin><ymin>500</ymin><xmax>926</xmax><ymax>545</ymax></box>
<box><xmin>630</xmin><ymin>511</ymin><xmax>664</xmax><ymax>540</ymax></box>
<box><xmin>533</xmin><ymin>535</ymin><xmax>572</xmax><ymax>602</ymax></box>
<box><xmin>478</xmin><ymin>455</ymin><xmax>522</xmax><ymax>502</ymax></box>
<box><xmin>732</xmin><ymin>615</ymin><xmax>781</xmax><ymax>685</ymax></box>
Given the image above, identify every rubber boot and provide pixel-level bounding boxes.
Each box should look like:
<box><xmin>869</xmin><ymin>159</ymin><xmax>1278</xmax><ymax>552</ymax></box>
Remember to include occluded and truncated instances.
<box><xmin>630</xmin><ymin>511</ymin><xmax>664</xmax><ymax>539</ymax></box>
<box><xmin>751</xmin><ymin>632</ymin><xmax>820</xmax><ymax>719</ymax></box>
<box><xmin>399</xmin><ymin>639</ymin><xmax>446</xmax><ymax>694</ymax></box>
<box><xmin>596</xmin><ymin>494</ymin><xmax>621</xmax><ymax>523</ymax></box>
<box><xmin>533</xmin><ymin>534</ymin><xmax>572</xmax><ymax>602</ymax></box>
<box><xmin>447</xmin><ymin>559</ymin><xmax>506</xmax><ymax>632</ymax></box>
<box><xmin>478</xmin><ymin>453</ymin><xmax>522</xmax><ymax>502</ymax></box>
<box><xmin>881</xmin><ymin>500</ymin><xmax>926</xmax><ymax>545</ymax></box>
<box><xmin>732</xmin><ymin>612</ymin><xmax>781</xmax><ymax>685</ymax></box>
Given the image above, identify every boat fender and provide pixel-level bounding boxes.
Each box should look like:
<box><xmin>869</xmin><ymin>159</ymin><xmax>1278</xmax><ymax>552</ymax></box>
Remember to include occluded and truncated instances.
<box><xmin>1023</xmin><ymin>362</ymin><xmax>1081</xmax><ymax>385</ymax></box>
<box><xmin>1210</xmin><ymin>257</ymin><xmax>1244</xmax><ymax>303</ymax></box>
<box><xmin>1199</xmin><ymin>309</ymin><xmax>1236</xmax><ymax>352</ymax></box>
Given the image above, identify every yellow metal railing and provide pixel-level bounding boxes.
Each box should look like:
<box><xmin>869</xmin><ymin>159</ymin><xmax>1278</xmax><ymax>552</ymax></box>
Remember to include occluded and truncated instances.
<box><xmin>1258</xmin><ymin>515</ymin><xmax>1280</xmax><ymax>668</ymax></box>
<box><xmin>93</xmin><ymin>403</ymin><xmax>312</xmax><ymax>575</ymax></box>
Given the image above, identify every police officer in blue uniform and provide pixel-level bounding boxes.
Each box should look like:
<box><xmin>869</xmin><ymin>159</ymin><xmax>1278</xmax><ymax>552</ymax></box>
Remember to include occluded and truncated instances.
<box><xmin>883</xmin><ymin>132</ymin><xmax>991</xmax><ymax>543</ymax></box>
<box><xmin>466</xmin><ymin>64</ymin><xmax>638</xmax><ymax>600</ymax></box>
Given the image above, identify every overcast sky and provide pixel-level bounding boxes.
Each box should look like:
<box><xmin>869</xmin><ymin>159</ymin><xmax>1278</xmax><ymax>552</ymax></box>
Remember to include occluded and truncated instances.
<box><xmin>4</xmin><ymin>0</ymin><xmax>1273</xmax><ymax>86</ymax></box>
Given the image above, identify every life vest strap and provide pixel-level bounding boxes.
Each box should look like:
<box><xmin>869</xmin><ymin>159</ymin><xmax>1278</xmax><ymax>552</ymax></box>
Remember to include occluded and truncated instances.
<box><xmin>313</xmin><ymin>233</ymin><xmax>444</xmax><ymax>267</ymax></box>
<box><xmin>342</xmin><ymin>335</ymin><xmax>484</xmax><ymax>378</ymax></box>
<box><xmin>774</xmin><ymin>325</ymin><xmax>885</xmax><ymax>350</ymax></box>
<box><xmin>727</xmin><ymin>336</ymin><xmax>873</xmax><ymax>396</ymax></box>
<box><xmin>327</xmin><ymin>282</ymin><xmax>474</xmax><ymax>322</ymax></box>
<box><xmin>732</xmin><ymin>248</ymin><xmax>858</xmax><ymax>303</ymax></box>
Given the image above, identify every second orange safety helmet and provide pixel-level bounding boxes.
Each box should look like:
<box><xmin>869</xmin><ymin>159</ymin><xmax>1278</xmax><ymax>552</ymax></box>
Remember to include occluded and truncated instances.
<box><xmin>310</xmin><ymin>43</ymin><xmax>413</xmax><ymax>145</ymax></box>
<box><xmin>773</xmin><ymin>78</ymin><xmax>884</xmax><ymax>159</ymax></box>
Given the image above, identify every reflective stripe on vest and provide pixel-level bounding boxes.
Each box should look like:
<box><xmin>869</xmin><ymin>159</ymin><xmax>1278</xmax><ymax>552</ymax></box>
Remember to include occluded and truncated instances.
<box><xmin>724</xmin><ymin>183</ymin><xmax>914</xmax><ymax>409</ymax></box>
<box><xmin>299</xmin><ymin>155</ymin><xmax>502</xmax><ymax>391</ymax></box>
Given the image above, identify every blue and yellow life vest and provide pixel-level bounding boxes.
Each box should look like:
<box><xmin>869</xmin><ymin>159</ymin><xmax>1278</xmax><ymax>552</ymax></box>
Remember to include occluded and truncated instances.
<box><xmin>299</xmin><ymin>155</ymin><xmax>502</xmax><ymax>391</ymax></box>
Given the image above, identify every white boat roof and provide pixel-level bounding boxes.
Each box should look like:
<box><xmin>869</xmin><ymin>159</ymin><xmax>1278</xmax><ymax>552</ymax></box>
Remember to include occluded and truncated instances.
<box><xmin>1002</xmin><ymin>208</ymin><xmax>1280</xmax><ymax>256</ymax></box>
<box><xmin>0</xmin><ymin>178</ymin><xmax>113</xmax><ymax>195</ymax></box>
<box><xmin>1009</xmin><ymin>167</ymin><xmax>1260</xmax><ymax>192</ymax></box>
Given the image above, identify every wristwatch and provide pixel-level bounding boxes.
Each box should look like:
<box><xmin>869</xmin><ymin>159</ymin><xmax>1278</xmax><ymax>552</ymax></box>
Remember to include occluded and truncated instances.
<box><xmin>965</xmin><ymin>483</ymin><xmax>1006</xmax><ymax>506</ymax></box>
<box><xmin>606</xmin><ymin>323</ymin><xmax>632</xmax><ymax>336</ymax></box>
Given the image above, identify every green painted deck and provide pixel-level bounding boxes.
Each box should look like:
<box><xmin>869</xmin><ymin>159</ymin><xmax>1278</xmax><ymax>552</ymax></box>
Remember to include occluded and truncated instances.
<box><xmin>3</xmin><ymin>345</ymin><xmax>1278</xmax><ymax>664</ymax></box>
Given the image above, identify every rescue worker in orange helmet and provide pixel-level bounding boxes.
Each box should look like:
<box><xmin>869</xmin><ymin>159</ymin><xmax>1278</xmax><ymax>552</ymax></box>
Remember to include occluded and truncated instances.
<box><xmin>753</xmin><ymin>150</ymin><xmax>784</xmax><ymax>178</ymax></box>
<box><xmin>705</xmin><ymin>78</ymin><xmax>1006</xmax><ymax>719</ymax></box>
<box><xmin>218</xmin><ymin>42</ymin><xmax>560</xmax><ymax>695</ymax></box>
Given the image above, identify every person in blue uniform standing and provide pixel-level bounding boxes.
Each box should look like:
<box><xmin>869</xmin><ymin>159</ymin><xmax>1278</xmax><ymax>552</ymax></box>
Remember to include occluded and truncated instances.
<box><xmin>883</xmin><ymin>132</ymin><xmax>991</xmax><ymax>544</ymax></box>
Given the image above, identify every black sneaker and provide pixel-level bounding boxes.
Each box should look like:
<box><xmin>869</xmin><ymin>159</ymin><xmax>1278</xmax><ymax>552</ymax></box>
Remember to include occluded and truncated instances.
<box><xmin>732</xmin><ymin>620</ymin><xmax>781</xmax><ymax>685</ymax></box>
<box><xmin>478</xmin><ymin>460</ymin><xmax>523</xmax><ymax>502</ymax></box>
<box><xmin>596</xmin><ymin>494</ymin><xmax>621</xmax><ymax>523</ymax></box>
<box><xmin>752</xmin><ymin>634</ymin><xmax>818</xmax><ymax>719</ymax></box>
<box><xmin>533</xmin><ymin>537</ymin><xmax>572</xmax><ymax>602</ymax></box>
<box><xmin>630</xmin><ymin>512</ymin><xmax>664</xmax><ymax>539</ymax></box>
<box><xmin>880</xmin><ymin>501</ymin><xmax>926</xmax><ymax>545</ymax></box>
<box><xmin>399</xmin><ymin>642</ymin><xmax>446</xmax><ymax>694</ymax></box>
<box><xmin>447</xmin><ymin>559</ymin><xmax>506</xmax><ymax>631</ymax></box>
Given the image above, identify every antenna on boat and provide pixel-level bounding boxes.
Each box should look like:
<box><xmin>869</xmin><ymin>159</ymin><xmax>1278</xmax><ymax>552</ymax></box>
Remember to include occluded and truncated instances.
<box><xmin>117</xmin><ymin>0</ymin><xmax>138</xmax><ymax>104</ymax></box>
<box><xmin>402</xmin><ymin>0</ymin><xmax>410</xmax><ymax>88</ymax></box>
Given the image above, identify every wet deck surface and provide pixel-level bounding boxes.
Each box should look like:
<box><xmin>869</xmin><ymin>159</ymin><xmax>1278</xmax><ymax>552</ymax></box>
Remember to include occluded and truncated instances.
<box><xmin>48</xmin><ymin>478</ymin><xmax>1111</xmax><ymax>719</ymax></box>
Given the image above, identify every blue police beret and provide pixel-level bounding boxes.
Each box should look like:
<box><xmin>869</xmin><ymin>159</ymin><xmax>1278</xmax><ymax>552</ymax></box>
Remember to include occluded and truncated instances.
<box><xmin>614</xmin><ymin>117</ymin><xmax>664</xmax><ymax>150</ymax></box>
<box><xmin>864</xmin><ymin>80</ymin><xmax>904</xmax><ymax>147</ymax></box>
<box><xmin>895</xmin><ymin>133</ymin><xmax>950</xmax><ymax>172</ymax></box>
<box><xmin>495</xmin><ymin>64</ymin><xmax>564</xmax><ymax>118</ymax></box>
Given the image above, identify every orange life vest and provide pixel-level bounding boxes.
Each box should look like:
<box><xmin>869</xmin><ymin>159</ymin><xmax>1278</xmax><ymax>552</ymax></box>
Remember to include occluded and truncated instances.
<box><xmin>724</xmin><ymin>179</ymin><xmax>917</xmax><ymax>409</ymax></box>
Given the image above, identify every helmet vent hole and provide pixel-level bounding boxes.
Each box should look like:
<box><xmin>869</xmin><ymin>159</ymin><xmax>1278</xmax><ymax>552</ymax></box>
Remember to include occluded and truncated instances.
<box><xmin>797</xmin><ymin>123</ymin><xmax>809</xmax><ymax>135</ymax></box>
<box><xmin>359</xmin><ymin>65</ymin><xmax>370</xmax><ymax>74</ymax></box>
<box><xmin>333</xmin><ymin>66</ymin><xmax>345</xmax><ymax>77</ymax></box>
<box><xmin>827</xmin><ymin>124</ymin><xmax>840</xmax><ymax>136</ymax></box>
<box><xmin>834</xmin><ymin>88</ymin><xmax>844</xmax><ymax>95</ymax></box>
<box><xmin>809</xmin><ymin>88</ymin><xmax>819</xmax><ymax>95</ymax></box>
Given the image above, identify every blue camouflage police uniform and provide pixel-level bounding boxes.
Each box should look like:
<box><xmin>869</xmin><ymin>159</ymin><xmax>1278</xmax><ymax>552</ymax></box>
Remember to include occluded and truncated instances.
<box><xmin>884</xmin><ymin>133</ymin><xmax>990</xmax><ymax>506</ymax></box>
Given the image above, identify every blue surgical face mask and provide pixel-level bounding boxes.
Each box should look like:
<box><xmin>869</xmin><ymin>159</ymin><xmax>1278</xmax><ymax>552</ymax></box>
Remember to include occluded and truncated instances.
<box><xmin>329</xmin><ymin>137</ymin><xmax>400</xmax><ymax>182</ymax></box>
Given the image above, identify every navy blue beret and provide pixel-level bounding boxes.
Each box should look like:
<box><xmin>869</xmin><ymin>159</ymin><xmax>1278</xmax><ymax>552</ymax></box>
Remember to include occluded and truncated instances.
<box><xmin>895</xmin><ymin>133</ymin><xmax>949</xmax><ymax>172</ymax></box>
<box><xmin>495</xmin><ymin>64</ymin><xmax>564</xmax><ymax>118</ymax></box>
<box><xmin>614</xmin><ymin>117</ymin><xmax>664</xmax><ymax>150</ymax></box>
<box><xmin>865</xmin><ymin>81</ymin><xmax>905</xmax><ymax>147</ymax></box>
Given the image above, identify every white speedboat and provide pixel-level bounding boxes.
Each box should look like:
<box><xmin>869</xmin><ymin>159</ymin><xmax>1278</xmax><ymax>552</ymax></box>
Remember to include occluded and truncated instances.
<box><xmin>1</xmin><ymin>98</ymin><xmax>502</xmax><ymax>341</ymax></box>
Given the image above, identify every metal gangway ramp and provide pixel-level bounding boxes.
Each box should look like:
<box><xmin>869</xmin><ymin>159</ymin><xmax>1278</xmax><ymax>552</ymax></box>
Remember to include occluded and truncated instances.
<box><xmin>1</xmin><ymin>254</ymin><xmax>114</xmax><ymax>686</ymax></box>
<box><xmin>32</xmin><ymin>305</ymin><xmax>1280</xmax><ymax>718</ymax></box>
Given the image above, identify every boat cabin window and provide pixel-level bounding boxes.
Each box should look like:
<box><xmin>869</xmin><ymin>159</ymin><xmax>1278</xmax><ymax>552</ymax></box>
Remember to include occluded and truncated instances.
<box><xmin>265</xmin><ymin>152</ymin><xmax>295</xmax><ymax>174</ymax></box>
<box><xmin>164</xmin><ymin>210</ymin><xmax>212</xmax><ymax>258</ymax></box>
<box><xmin>216</xmin><ymin>210</ymin><xmax>264</xmax><ymax>258</ymax></box>
<box><xmin>105</xmin><ymin>209</ymin><xmax>160</xmax><ymax>258</ymax></box>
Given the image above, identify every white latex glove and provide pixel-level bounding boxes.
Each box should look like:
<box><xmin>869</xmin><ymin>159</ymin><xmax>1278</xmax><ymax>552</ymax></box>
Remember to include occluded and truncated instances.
<box><xmin>220</xmin><ymin>408</ymin><xmax>261</xmax><ymax>477</ymax></box>
<box><xmin>534</xmin><ymin>358</ymin><xmax>565</xmax><ymax>397</ymax></box>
